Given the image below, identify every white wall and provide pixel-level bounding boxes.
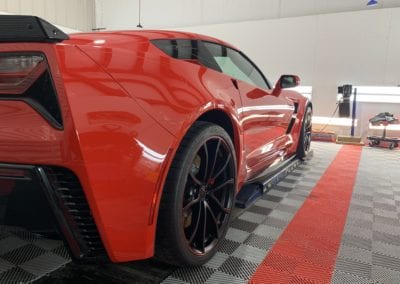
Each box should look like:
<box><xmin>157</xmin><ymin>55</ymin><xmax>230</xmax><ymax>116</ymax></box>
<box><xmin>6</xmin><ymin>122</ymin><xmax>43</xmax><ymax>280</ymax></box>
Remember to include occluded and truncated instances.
<box><xmin>95</xmin><ymin>3</ymin><xmax>400</xmax><ymax>138</ymax></box>
<box><xmin>94</xmin><ymin>3</ymin><xmax>400</xmax><ymax>118</ymax></box>
<box><xmin>0</xmin><ymin>0</ymin><xmax>95</xmax><ymax>31</ymax></box>
<box><xmin>175</xmin><ymin>8</ymin><xmax>400</xmax><ymax>119</ymax></box>
<box><xmin>95</xmin><ymin>0</ymin><xmax>400</xmax><ymax>30</ymax></box>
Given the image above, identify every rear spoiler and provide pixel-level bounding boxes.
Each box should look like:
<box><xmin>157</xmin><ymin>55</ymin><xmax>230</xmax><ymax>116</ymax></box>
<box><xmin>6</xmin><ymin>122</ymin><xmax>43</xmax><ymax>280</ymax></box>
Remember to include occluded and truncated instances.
<box><xmin>0</xmin><ymin>15</ymin><xmax>69</xmax><ymax>43</ymax></box>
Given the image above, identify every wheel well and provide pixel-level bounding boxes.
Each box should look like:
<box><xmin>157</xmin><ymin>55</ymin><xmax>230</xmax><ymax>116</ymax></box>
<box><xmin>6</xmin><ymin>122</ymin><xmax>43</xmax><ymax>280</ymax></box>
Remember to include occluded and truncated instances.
<box><xmin>197</xmin><ymin>110</ymin><xmax>235</xmax><ymax>142</ymax></box>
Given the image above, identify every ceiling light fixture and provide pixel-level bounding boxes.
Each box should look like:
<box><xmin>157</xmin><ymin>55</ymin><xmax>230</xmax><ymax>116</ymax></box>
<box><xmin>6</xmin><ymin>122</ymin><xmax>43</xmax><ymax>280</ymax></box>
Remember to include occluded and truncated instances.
<box><xmin>367</xmin><ymin>0</ymin><xmax>378</xmax><ymax>6</ymax></box>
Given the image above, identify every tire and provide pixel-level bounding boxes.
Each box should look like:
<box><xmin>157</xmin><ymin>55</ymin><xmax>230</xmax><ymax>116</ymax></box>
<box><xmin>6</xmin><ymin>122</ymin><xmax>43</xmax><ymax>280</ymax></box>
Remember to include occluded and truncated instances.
<box><xmin>297</xmin><ymin>106</ymin><xmax>312</xmax><ymax>159</ymax></box>
<box><xmin>389</xmin><ymin>142</ymin><xmax>395</xmax><ymax>150</ymax></box>
<box><xmin>155</xmin><ymin>121</ymin><xmax>236</xmax><ymax>266</ymax></box>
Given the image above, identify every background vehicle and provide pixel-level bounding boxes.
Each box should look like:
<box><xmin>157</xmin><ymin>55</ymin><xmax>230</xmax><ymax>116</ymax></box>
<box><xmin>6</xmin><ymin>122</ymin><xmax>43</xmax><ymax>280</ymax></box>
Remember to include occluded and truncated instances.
<box><xmin>0</xmin><ymin>15</ymin><xmax>311</xmax><ymax>266</ymax></box>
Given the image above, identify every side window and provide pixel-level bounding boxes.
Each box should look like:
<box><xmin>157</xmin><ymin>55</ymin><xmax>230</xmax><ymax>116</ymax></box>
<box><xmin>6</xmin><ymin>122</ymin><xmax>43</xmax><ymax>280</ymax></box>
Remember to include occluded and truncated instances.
<box><xmin>202</xmin><ymin>41</ymin><xmax>270</xmax><ymax>90</ymax></box>
<box><xmin>151</xmin><ymin>39</ymin><xmax>222</xmax><ymax>72</ymax></box>
<box><xmin>152</xmin><ymin>39</ymin><xmax>195</xmax><ymax>59</ymax></box>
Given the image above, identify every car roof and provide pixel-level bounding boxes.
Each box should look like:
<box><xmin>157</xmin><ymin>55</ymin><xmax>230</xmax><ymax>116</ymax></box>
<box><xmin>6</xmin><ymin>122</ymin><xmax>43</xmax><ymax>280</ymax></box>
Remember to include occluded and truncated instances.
<box><xmin>66</xmin><ymin>30</ymin><xmax>237</xmax><ymax>50</ymax></box>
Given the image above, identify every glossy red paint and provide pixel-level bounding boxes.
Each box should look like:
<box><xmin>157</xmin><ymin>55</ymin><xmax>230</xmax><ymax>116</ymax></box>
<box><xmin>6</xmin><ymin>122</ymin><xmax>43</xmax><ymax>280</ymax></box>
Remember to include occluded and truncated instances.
<box><xmin>0</xmin><ymin>31</ymin><xmax>309</xmax><ymax>262</ymax></box>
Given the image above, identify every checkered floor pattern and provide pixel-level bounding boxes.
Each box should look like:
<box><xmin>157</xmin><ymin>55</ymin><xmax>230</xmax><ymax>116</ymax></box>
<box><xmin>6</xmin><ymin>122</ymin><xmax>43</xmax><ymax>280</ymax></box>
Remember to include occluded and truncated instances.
<box><xmin>163</xmin><ymin>142</ymin><xmax>342</xmax><ymax>284</ymax></box>
<box><xmin>332</xmin><ymin>147</ymin><xmax>400</xmax><ymax>283</ymax></box>
<box><xmin>0</xmin><ymin>226</ymin><xmax>70</xmax><ymax>283</ymax></box>
<box><xmin>0</xmin><ymin>142</ymin><xmax>399</xmax><ymax>283</ymax></box>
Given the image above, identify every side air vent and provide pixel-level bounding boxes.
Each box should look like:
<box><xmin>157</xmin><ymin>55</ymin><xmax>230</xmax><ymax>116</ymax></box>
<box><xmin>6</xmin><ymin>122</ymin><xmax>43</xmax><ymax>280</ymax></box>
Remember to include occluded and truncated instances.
<box><xmin>43</xmin><ymin>167</ymin><xmax>107</xmax><ymax>260</ymax></box>
<box><xmin>286</xmin><ymin>102</ymin><xmax>299</xmax><ymax>134</ymax></box>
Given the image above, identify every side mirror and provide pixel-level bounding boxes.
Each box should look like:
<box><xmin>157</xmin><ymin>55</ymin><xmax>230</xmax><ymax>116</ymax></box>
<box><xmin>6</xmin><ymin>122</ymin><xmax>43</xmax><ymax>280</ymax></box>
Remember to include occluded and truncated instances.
<box><xmin>279</xmin><ymin>75</ymin><xmax>300</xmax><ymax>89</ymax></box>
<box><xmin>272</xmin><ymin>75</ymin><xmax>300</xmax><ymax>96</ymax></box>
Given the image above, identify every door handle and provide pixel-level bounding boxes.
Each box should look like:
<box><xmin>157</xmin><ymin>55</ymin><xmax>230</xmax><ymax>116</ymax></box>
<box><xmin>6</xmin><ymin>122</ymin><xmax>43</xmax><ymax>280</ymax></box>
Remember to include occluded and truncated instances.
<box><xmin>231</xmin><ymin>78</ymin><xmax>239</xmax><ymax>90</ymax></box>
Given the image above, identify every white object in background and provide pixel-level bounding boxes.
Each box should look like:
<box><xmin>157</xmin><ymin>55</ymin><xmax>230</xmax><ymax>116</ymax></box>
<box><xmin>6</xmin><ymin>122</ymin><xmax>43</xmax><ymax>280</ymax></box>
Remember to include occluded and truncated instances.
<box><xmin>352</xmin><ymin>86</ymin><xmax>400</xmax><ymax>103</ymax></box>
<box><xmin>369</xmin><ymin>123</ymin><xmax>400</xmax><ymax>131</ymax></box>
<box><xmin>289</xmin><ymin>86</ymin><xmax>312</xmax><ymax>100</ymax></box>
<box><xmin>312</xmin><ymin>116</ymin><xmax>357</xmax><ymax>127</ymax></box>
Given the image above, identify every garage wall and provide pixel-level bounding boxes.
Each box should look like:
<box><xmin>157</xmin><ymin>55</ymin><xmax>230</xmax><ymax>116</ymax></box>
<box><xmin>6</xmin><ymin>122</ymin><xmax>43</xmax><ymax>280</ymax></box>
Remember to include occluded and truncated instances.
<box><xmin>94</xmin><ymin>0</ymin><xmax>400</xmax><ymax>30</ymax></box>
<box><xmin>176</xmin><ymin>8</ymin><xmax>400</xmax><ymax>119</ymax></box>
<box><xmin>0</xmin><ymin>0</ymin><xmax>95</xmax><ymax>31</ymax></box>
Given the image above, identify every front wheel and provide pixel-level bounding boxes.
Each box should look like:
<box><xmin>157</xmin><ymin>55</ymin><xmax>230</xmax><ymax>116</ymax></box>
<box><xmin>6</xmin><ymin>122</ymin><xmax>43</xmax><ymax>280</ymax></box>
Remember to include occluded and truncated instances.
<box><xmin>297</xmin><ymin>106</ymin><xmax>312</xmax><ymax>159</ymax></box>
<box><xmin>155</xmin><ymin>122</ymin><xmax>236</xmax><ymax>266</ymax></box>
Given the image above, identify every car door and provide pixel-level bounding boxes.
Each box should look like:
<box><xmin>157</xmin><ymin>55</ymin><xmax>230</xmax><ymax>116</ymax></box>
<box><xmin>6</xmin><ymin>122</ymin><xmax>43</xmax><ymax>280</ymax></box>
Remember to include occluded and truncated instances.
<box><xmin>201</xmin><ymin>41</ymin><xmax>295</xmax><ymax>179</ymax></box>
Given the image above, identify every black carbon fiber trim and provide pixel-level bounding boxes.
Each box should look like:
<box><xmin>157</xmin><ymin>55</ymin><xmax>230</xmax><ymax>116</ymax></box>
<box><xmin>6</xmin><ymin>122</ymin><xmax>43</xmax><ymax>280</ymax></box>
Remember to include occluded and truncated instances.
<box><xmin>42</xmin><ymin>167</ymin><xmax>107</xmax><ymax>261</ymax></box>
<box><xmin>0</xmin><ymin>15</ymin><xmax>69</xmax><ymax>42</ymax></box>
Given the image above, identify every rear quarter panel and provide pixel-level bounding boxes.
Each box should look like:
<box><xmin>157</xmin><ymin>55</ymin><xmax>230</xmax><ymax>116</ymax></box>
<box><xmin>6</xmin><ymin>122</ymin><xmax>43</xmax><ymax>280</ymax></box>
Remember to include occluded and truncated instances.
<box><xmin>54</xmin><ymin>43</ymin><xmax>177</xmax><ymax>261</ymax></box>
<box><xmin>78</xmin><ymin>39</ymin><xmax>247</xmax><ymax>186</ymax></box>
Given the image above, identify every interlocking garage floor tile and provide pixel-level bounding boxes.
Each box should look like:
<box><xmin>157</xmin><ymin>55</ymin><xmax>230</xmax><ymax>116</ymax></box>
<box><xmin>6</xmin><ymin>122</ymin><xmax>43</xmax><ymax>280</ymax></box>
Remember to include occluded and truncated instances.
<box><xmin>3</xmin><ymin>142</ymin><xmax>397</xmax><ymax>283</ymax></box>
<box><xmin>0</xmin><ymin>227</ymin><xmax>70</xmax><ymax>283</ymax></box>
<box><xmin>332</xmin><ymin>146</ymin><xmax>400</xmax><ymax>284</ymax></box>
<box><xmin>163</xmin><ymin>142</ymin><xmax>341</xmax><ymax>284</ymax></box>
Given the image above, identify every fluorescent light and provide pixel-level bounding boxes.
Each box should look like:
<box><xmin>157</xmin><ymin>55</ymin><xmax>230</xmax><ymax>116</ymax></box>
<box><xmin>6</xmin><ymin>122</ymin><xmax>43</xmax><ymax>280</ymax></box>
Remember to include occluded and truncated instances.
<box><xmin>312</xmin><ymin>116</ymin><xmax>357</xmax><ymax>127</ymax></box>
<box><xmin>288</xmin><ymin>86</ymin><xmax>312</xmax><ymax>100</ymax></box>
<box><xmin>351</xmin><ymin>86</ymin><xmax>400</xmax><ymax>103</ymax></box>
<box><xmin>354</xmin><ymin>86</ymin><xmax>400</xmax><ymax>95</ymax></box>
<box><xmin>351</xmin><ymin>95</ymin><xmax>400</xmax><ymax>103</ymax></box>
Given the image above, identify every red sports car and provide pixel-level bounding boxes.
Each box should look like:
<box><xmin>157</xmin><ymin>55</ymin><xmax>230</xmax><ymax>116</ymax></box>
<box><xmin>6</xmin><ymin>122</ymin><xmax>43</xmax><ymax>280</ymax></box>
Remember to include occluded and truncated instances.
<box><xmin>0</xmin><ymin>16</ymin><xmax>312</xmax><ymax>266</ymax></box>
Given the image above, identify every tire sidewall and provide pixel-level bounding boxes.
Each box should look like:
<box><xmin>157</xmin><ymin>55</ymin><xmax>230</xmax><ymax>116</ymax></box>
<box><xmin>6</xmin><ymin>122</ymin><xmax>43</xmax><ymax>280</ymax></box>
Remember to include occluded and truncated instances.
<box><xmin>297</xmin><ymin>106</ymin><xmax>312</xmax><ymax>158</ymax></box>
<box><xmin>169</xmin><ymin>124</ymin><xmax>236</xmax><ymax>266</ymax></box>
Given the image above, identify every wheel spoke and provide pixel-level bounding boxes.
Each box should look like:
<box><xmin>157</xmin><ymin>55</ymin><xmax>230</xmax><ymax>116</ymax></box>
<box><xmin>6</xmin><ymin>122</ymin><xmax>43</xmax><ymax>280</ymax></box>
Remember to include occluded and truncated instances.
<box><xmin>183</xmin><ymin>197</ymin><xmax>200</xmax><ymax>212</ymax></box>
<box><xmin>202</xmin><ymin>142</ymin><xmax>209</xmax><ymax>182</ymax></box>
<box><xmin>212</xmin><ymin>153</ymin><xmax>231</xmax><ymax>180</ymax></box>
<box><xmin>305</xmin><ymin>131</ymin><xmax>311</xmax><ymax>151</ymax></box>
<box><xmin>190</xmin><ymin>171</ymin><xmax>202</xmax><ymax>186</ymax></box>
<box><xmin>189</xmin><ymin>201</ymin><xmax>202</xmax><ymax>244</ymax></box>
<box><xmin>201</xmin><ymin>201</ymin><xmax>207</xmax><ymax>253</ymax></box>
<box><xmin>208</xmin><ymin>178</ymin><xmax>234</xmax><ymax>194</ymax></box>
<box><xmin>208</xmin><ymin>139</ymin><xmax>221</xmax><ymax>180</ymax></box>
<box><xmin>183</xmin><ymin>136</ymin><xmax>235</xmax><ymax>255</ymax></box>
<box><xmin>204</xmin><ymin>200</ymin><xmax>221</xmax><ymax>238</ymax></box>
<box><xmin>208</xmin><ymin>192</ymin><xmax>231</xmax><ymax>214</ymax></box>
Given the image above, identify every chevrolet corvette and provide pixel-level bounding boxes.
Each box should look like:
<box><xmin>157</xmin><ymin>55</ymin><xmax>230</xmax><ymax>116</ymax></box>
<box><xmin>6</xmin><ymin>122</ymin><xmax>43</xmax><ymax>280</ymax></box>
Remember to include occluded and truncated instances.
<box><xmin>0</xmin><ymin>15</ymin><xmax>312</xmax><ymax>266</ymax></box>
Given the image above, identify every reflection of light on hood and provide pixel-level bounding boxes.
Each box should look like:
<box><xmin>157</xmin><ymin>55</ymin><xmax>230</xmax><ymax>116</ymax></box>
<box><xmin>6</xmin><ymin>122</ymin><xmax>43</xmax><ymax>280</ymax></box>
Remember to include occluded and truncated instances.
<box><xmin>137</xmin><ymin>140</ymin><xmax>165</xmax><ymax>163</ymax></box>
<box><xmin>238</xmin><ymin>105</ymin><xmax>294</xmax><ymax>114</ymax></box>
<box><xmin>94</xmin><ymin>39</ymin><xmax>106</xmax><ymax>45</ymax></box>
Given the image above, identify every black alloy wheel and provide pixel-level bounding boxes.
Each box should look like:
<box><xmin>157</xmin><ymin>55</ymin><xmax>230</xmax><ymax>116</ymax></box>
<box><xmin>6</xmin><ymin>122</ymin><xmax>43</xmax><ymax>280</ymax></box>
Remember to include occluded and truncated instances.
<box><xmin>156</xmin><ymin>122</ymin><xmax>236</xmax><ymax>266</ymax></box>
<box><xmin>297</xmin><ymin>106</ymin><xmax>312</xmax><ymax>159</ymax></box>
<box><xmin>183</xmin><ymin>136</ymin><xmax>234</xmax><ymax>255</ymax></box>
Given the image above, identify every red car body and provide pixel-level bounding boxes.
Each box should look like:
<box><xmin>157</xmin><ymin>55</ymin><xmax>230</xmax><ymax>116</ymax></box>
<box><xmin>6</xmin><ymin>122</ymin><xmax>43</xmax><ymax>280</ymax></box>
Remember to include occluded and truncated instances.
<box><xmin>0</xmin><ymin>19</ymin><xmax>310</xmax><ymax>263</ymax></box>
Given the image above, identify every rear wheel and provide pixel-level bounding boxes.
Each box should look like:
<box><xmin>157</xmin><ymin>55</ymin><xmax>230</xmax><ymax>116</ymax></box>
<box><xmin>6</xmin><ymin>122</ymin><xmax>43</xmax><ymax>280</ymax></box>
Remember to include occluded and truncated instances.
<box><xmin>297</xmin><ymin>106</ymin><xmax>312</xmax><ymax>159</ymax></box>
<box><xmin>155</xmin><ymin>122</ymin><xmax>236</xmax><ymax>266</ymax></box>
